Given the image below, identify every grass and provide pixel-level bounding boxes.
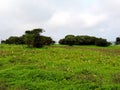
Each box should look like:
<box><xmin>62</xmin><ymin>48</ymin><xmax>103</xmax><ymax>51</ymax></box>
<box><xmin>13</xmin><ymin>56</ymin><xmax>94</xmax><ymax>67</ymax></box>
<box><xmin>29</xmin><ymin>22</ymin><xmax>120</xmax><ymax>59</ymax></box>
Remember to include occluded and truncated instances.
<box><xmin>0</xmin><ymin>44</ymin><xmax>120</xmax><ymax>90</ymax></box>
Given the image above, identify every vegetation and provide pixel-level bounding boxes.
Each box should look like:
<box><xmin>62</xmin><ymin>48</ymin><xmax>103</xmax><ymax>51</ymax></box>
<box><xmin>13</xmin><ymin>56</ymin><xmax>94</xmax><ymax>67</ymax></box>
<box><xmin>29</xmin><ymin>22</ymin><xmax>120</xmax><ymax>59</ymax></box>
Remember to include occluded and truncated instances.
<box><xmin>0</xmin><ymin>44</ymin><xmax>120</xmax><ymax>89</ymax></box>
<box><xmin>2</xmin><ymin>30</ymin><xmax>111</xmax><ymax>48</ymax></box>
<box><xmin>0</xmin><ymin>28</ymin><xmax>119</xmax><ymax>89</ymax></box>
<box><xmin>2</xmin><ymin>29</ymin><xmax>55</xmax><ymax>48</ymax></box>
<box><xmin>116</xmin><ymin>37</ymin><xmax>120</xmax><ymax>45</ymax></box>
<box><xmin>95</xmin><ymin>38</ymin><xmax>111</xmax><ymax>47</ymax></box>
<box><xmin>59</xmin><ymin>35</ymin><xmax>111</xmax><ymax>47</ymax></box>
<box><xmin>1</xmin><ymin>36</ymin><xmax>24</xmax><ymax>45</ymax></box>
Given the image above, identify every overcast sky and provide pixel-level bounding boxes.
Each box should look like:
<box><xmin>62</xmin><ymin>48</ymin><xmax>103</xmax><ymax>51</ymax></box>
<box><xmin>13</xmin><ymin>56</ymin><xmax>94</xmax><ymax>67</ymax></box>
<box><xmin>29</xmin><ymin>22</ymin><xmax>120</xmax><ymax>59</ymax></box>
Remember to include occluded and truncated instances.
<box><xmin>0</xmin><ymin>0</ymin><xmax>120</xmax><ymax>42</ymax></box>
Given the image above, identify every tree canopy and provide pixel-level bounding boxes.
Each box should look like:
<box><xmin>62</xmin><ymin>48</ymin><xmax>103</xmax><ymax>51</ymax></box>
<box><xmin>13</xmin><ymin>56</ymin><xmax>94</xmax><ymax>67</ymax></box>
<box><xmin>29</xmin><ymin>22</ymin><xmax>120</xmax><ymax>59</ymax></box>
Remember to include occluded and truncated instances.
<box><xmin>116</xmin><ymin>37</ymin><xmax>120</xmax><ymax>45</ymax></box>
<box><xmin>59</xmin><ymin>35</ymin><xmax>111</xmax><ymax>47</ymax></box>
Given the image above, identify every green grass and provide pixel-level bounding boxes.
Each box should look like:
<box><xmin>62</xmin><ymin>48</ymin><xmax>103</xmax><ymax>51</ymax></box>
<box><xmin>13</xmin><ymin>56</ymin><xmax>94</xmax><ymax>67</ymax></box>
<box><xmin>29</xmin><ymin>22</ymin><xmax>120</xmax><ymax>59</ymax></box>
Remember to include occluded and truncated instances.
<box><xmin>0</xmin><ymin>44</ymin><xmax>120</xmax><ymax>90</ymax></box>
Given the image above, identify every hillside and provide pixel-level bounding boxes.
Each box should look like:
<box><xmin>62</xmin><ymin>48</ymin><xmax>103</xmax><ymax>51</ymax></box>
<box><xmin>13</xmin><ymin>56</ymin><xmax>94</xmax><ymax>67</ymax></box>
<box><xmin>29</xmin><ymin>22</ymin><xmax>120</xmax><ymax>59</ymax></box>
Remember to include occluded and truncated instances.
<box><xmin>0</xmin><ymin>44</ymin><xmax>120</xmax><ymax>90</ymax></box>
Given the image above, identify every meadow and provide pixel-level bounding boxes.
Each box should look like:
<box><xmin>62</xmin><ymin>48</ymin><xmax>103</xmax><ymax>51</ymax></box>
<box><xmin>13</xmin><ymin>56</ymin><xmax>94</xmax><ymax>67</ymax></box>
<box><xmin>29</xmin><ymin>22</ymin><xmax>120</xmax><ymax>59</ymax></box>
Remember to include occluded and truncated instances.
<box><xmin>0</xmin><ymin>44</ymin><xmax>120</xmax><ymax>90</ymax></box>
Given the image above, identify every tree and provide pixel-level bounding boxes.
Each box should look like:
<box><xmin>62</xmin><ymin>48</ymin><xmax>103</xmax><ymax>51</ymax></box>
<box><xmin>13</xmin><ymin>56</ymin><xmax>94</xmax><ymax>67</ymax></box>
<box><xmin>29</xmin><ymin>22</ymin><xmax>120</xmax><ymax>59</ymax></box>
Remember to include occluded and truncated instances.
<box><xmin>25</xmin><ymin>28</ymin><xmax>43</xmax><ymax>35</ymax></box>
<box><xmin>2</xmin><ymin>36</ymin><xmax>25</xmax><ymax>45</ymax></box>
<box><xmin>40</xmin><ymin>36</ymin><xmax>55</xmax><ymax>45</ymax></box>
<box><xmin>23</xmin><ymin>28</ymin><xmax>44</xmax><ymax>48</ymax></box>
<box><xmin>116</xmin><ymin>37</ymin><xmax>120</xmax><ymax>45</ymax></box>
<box><xmin>95</xmin><ymin>38</ymin><xmax>111</xmax><ymax>47</ymax></box>
<box><xmin>1</xmin><ymin>40</ymin><xmax>6</xmax><ymax>44</ymax></box>
<box><xmin>23</xmin><ymin>34</ymin><xmax>35</xmax><ymax>47</ymax></box>
<box><xmin>59</xmin><ymin>39</ymin><xmax>66</xmax><ymax>45</ymax></box>
<box><xmin>2</xmin><ymin>28</ymin><xmax>54</xmax><ymax>48</ymax></box>
<box><xmin>75</xmin><ymin>35</ymin><xmax>97</xmax><ymax>45</ymax></box>
<box><xmin>59</xmin><ymin>35</ymin><xmax>111</xmax><ymax>47</ymax></box>
<box><xmin>33</xmin><ymin>35</ymin><xmax>43</xmax><ymax>48</ymax></box>
<box><xmin>64</xmin><ymin>35</ymin><xmax>76</xmax><ymax>46</ymax></box>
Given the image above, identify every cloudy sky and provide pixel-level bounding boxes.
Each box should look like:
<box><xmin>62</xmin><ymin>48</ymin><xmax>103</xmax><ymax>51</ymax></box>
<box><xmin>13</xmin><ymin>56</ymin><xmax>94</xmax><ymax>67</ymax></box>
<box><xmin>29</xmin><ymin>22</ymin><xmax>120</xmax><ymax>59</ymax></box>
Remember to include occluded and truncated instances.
<box><xmin>0</xmin><ymin>0</ymin><xmax>120</xmax><ymax>42</ymax></box>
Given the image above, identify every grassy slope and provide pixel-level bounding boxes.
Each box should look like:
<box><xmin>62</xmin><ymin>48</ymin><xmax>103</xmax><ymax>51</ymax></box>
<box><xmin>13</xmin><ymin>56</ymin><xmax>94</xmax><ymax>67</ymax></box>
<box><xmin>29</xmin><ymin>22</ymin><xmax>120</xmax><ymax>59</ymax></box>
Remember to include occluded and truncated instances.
<box><xmin>0</xmin><ymin>44</ymin><xmax>120</xmax><ymax>90</ymax></box>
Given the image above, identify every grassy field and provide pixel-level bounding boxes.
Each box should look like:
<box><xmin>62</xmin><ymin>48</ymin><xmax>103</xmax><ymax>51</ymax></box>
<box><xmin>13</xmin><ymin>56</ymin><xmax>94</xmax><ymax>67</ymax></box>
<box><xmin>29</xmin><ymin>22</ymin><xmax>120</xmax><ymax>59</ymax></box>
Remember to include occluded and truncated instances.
<box><xmin>0</xmin><ymin>44</ymin><xmax>120</xmax><ymax>90</ymax></box>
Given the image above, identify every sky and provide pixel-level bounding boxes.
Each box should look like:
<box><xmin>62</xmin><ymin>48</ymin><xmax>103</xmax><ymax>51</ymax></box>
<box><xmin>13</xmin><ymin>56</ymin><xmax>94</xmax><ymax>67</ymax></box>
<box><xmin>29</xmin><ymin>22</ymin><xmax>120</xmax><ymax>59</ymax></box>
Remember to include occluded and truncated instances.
<box><xmin>0</xmin><ymin>0</ymin><xmax>120</xmax><ymax>42</ymax></box>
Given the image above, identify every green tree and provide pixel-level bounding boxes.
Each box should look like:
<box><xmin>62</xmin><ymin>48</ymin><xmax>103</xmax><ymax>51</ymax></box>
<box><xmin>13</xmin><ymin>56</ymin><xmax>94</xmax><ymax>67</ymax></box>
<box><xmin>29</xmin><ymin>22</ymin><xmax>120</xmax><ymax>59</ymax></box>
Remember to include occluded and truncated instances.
<box><xmin>59</xmin><ymin>39</ymin><xmax>66</xmax><ymax>45</ymax></box>
<box><xmin>41</xmin><ymin>36</ymin><xmax>55</xmax><ymax>45</ymax></box>
<box><xmin>64</xmin><ymin>35</ymin><xmax>76</xmax><ymax>46</ymax></box>
<box><xmin>59</xmin><ymin>35</ymin><xmax>111</xmax><ymax>47</ymax></box>
<box><xmin>2</xmin><ymin>36</ymin><xmax>24</xmax><ymax>45</ymax></box>
<box><xmin>23</xmin><ymin>34</ymin><xmax>35</xmax><ymax>47</ymax></box>
<box><xmin>75</xmin><ymin>35</ymin><xmax>97</xmax><ymax>45</ymax></box>
<box><xmin>116</xmin><ymin>37</ymin><xmax>120</xmax><ymax>45</ymax></box>
<box><xmin>95</xmin><ymin>38</ymin><xmax>111</xmax><ymax>47</ymax></box>
<box><xmin>23</xmin><ymin>28</ymin><xmax>44</xmax><ymax>48</ymax></box>
<box><xmin>2</xmin><ymin>28</ymin><xmax>54</xmax><ymax>48</ymax></box>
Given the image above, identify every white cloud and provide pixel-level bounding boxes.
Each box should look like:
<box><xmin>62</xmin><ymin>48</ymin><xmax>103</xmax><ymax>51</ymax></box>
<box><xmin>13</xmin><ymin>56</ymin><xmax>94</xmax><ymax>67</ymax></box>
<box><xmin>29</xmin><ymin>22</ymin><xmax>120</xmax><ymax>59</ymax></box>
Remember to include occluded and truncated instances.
<box><xmin>46</xmin><ymin>11</ymin><xmax>107</xmax><ymax>29</ymax></box>
<box><xmin>101</xmin><ymin>0</ymin><xmax>120</xmax><ymax>15</ymax></box>
<box><xmin>78</xmin><ymin>13</ymin><xmax>107</xmax><ymax>28</ymax></box>
<box><xmin>47</xmin><ymin>11</ymin><xmax>71</xmax><ymax>28</ymax></box>
<box><xmin>0</xmin><ymin>0</ymin><xmax>11</xmax><ymax>11</ymax></box>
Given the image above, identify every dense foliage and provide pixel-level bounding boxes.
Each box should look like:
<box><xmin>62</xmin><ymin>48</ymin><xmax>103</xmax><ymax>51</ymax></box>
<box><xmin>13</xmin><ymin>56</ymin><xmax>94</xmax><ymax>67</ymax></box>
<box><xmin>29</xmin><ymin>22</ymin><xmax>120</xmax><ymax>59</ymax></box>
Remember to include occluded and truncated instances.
<box><xmin>1</xmin><ymin>29</ymin><xmax>55</xmax><ymax>48</ymax></box>
<box><xmin>59</xmin><ymin>35</ymin><xmax>111</xmax><ymax>47</ymax></box>
<box><xmin>116</xmin><ymin>37</ymin><xmax>120</xmax><ymax>45</ymax></box>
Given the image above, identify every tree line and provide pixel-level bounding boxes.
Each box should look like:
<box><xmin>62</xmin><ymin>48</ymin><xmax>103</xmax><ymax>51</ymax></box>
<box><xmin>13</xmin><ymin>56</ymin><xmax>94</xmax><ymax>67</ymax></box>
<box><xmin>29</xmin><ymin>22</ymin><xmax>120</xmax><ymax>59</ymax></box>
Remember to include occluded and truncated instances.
<box><xmin>2</xmin><ymin>28</ymin><xmax>120</xmax><ymax>48</ymax></box>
